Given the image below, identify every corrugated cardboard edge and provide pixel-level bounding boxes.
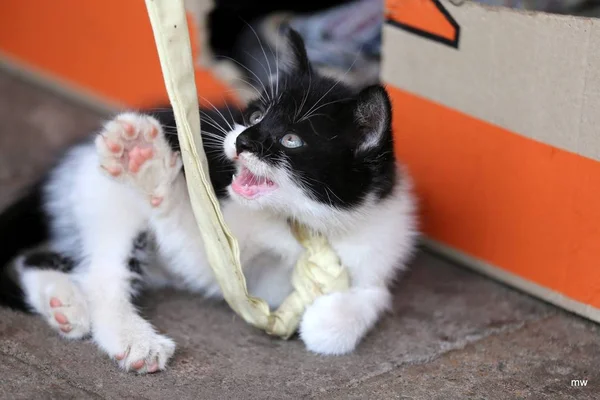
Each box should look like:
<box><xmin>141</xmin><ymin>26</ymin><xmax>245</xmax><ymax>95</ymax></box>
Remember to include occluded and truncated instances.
<box><xmin>0</xmin><ymin>51</ymin><xmax>119</xmax><ymax>115</ymax></box>
<box><xmin>422</xmin><ymin>238</ymin><xmax>600</xmax><ymax>324</ymax></box>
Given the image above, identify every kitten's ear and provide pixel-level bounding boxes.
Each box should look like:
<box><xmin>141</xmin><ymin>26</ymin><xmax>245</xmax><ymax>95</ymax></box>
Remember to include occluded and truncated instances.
<box><xmin>354</xmin><ymin>85</ymin><xmax>393</xmax><ymax>152</ymax></box>
<box><xmin>281</xmin><ymin>25</ymin><xmax>311</xmax><ymax>75</ymax></box>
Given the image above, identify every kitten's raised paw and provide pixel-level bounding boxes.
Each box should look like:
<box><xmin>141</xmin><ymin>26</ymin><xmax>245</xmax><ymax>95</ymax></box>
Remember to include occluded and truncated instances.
<box><xmin>95</xmin><ymin>112</ymin><xmax>182</xmax><ymax>207</ymax></box>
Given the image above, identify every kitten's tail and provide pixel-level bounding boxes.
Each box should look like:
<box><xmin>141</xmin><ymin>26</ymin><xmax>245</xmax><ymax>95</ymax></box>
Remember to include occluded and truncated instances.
<box><xmin>0</xmin><ymin>184</ymin><xmax>48</xmax><ymax>311</ymax></box>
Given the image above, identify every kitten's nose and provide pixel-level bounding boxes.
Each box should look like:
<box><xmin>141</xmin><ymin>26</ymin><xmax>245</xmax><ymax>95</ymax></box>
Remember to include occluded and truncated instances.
<box><xmin>235</xmin><ymin>133</ymin><xmax>257</xmax><ymax>155</ymax></box>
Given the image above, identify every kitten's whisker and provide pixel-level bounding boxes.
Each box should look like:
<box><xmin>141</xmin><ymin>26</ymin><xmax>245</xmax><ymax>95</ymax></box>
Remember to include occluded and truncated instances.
<box><xmin>202</xmin><ymin>140</ymin><xmax>226</xmax><ymax>149</ymax></box>
<box><xmin>292</xmin><ymin>98</ymin><xmax>300</xmax><ymax>121</ymax></box>
<box><xmin>299</xmin><ymin>98</ymin><xmax>353</xmax><ymax>122</ymax></box>
<box><xmin>161</xmin><ymin>123</ymin><xmax>226</xmax><ymax>140</ymax></box>
<box><xmin>215</xmin><ymin>55</ymin><xmax>271</xmax><ymax>101</ymax></box>
<box><xmin>301</xmin><ymin>113</ymin><xmax>334</xmax><ymax>121</ymax></box>
<box><xmin>325</xmin><ymin>186</ymin><xmax>344</xmax><ymax>207</ymax></box>
<box><xmin>199</xmin><ymin>97</ymin><xmax>233</xmax><ymax>131</ymax></box>
<box><xmin>229</xmin><ymin>76</ymin><xmax>268</xmax><ymax>104</ymax></box>
<box><xmin>199</xmin><ymin>110</ymin><xmax>226</xmax><ymax>127</ymax></box>
<box><xmin>203</xmin><ymin>148</ymin><xmax>225</xmax><ymax>154</ymax></box>
<box><xmin>244</xmin><ymin>51</ymin><xmax>274</xmax><ymax>101</ymax></box>
<box><xmin>323</xmin><ymin>187</ymin><xmax>333</xmax><ymax>205</ymax></box>
<box><xmin>307</xmin><ymin>118</ymin><xmax>320</xmax><ymax>136</ymax></box>
<box><xmin>274</xmin><ymin>26</ymin><xmax>281</xmax><ymax>100</ymax></box>
<box><xmin>222</xmin><ymin>98</ymin><xmax>237</xmax><ymax>127</ymax></box>
<box><xmin>294</xmin><ymin>67</ymin><xmax>312</xmax><ymax>121</ymax></box>
<box><xmin>243</xmin><ymin>21</ymin><xmax>275</xmax><ymax>101</ymax></box>
<box><xmin>299</xmin><ymin>55</ymin><xmax>360</xmax><ymax>121</ymax></box>
<box><xmin>279</xmin><ymin>158</ymin><xmax>336</xmax><ymax>206</ymax></box>
<box><xmin>199</xmin><ymin>111</ymin><xmax>230</xmax><ymax>134</ymax></box>
<box><xmin>299</xmin><ymin>174</ymin><xmax>346</xmax><ymax>206</ymax></box>
<box><xmin>203</xmin><ymin>144</ymin><xmax>225</xmax><ymax>151</ymax></box>
<box><xmin>236</xmin><ymin>104</ymin><xmax>248</xmax><ymax>126</ymax></box>
<box><xmin>199</xmin><ymin>120</ymin><xmax>228</xmax><ymax>136</ymax></box>
<box><xmin>199</xmin><ymin>115</ymin><xmax>228</xmax><ymax>134</ymax></box>
<box><xmin>203</xmin><ymin>143</ymin><xmax>224</xmax><ymax>149</ymax></box>
<box><xmin>201</xmin><ymin>134</ymin><xmax>225</xmax><ymax>143</ymax></box>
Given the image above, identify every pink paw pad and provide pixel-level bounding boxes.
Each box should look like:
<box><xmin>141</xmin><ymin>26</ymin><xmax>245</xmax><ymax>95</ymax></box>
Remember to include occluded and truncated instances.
<box><xmin>54</xmin><ymin>312</ymin><xmax>69</xmax><ymax>325</ymax></box>
<box><xmin>131</xmin><ymin>360</ymin><xmax>145</xmax><ymax>370</ymax></box>
<box><xmin>128</xmin><ymin>146</ymin><xmax>154</xmax><ymax>173</ymax></box>
<box><xmin>151</xmin><ymin>196</ymin><xmax>163</xmax><ymax>207</ymax></box>
<box><xmin>105</xmin><ymin>138</ymin><xmax>122</xmax><ymax>154</ymax></box>
<box><xmin>147</xmin><ymin>362</ymin><xmax>159</xmax><ymax>373</ymax></box>
<box><xmin>103</xmin><ymin>165</ymin><xmax>123</xmax><ymax>177</ymax></box>
<box><xmin>49</xmin><ymin>297</ymin><xmax>63</xmax><ymax>308</ymax></box>
<box><xmin>123</xmin><ymin>122</ymin><xmax>136</xmax><ymax>138</ymax></box>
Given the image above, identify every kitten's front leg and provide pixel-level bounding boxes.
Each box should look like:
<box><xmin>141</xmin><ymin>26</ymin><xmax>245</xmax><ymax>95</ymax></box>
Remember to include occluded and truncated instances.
<box><xmin>80</xmin><ymin>114</ymin><xmax>179</xmax><ymax>373</ymax></box>
<box><xmin>299</xmin><ymin>286</ymin><xmax>392</xmax><ymax>355</ymax></box>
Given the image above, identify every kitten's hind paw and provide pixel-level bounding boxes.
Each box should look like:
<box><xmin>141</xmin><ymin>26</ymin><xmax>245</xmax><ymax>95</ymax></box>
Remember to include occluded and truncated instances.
<box><xmin>17</xmin><ymin>256</ymin><xmax>91</xmax><ymax>340</ymax></box>
<box><xmin>47</xmin><ymin>293</ymin><xmax>91</xmax><ymax>340</ymax></box>
<box><xmin>95</xmin><ymin>112</ymin><xmax>182</xmax><ymax>207</ymax></box>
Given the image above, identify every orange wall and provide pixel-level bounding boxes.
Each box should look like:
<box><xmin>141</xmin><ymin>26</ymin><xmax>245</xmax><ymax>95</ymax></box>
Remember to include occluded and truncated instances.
<box><xmin>0</xmin><ymin>0</ymin><xmax>235</xmax><ymax>109</ymax></box>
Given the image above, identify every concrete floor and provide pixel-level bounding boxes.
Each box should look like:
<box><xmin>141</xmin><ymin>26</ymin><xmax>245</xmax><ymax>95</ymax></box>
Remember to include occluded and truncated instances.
<box><xmin>0</xmin><ymin>71</ymin><xmax>599</xmax><ymax>399</ymax></box>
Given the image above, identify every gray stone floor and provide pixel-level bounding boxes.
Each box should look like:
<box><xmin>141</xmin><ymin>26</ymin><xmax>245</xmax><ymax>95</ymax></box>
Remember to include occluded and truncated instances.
<box><xmin>0</xmin><ymin>71</ymin><xmax>598</xmax><ymax>399</ymax></box>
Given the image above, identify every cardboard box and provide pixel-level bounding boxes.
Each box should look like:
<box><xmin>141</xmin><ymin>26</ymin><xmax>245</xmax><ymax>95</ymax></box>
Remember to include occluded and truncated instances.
<box><xmin>384</xmin><ymin>0</ymin><xmax>600</xmax><ymax>322</ymax></box>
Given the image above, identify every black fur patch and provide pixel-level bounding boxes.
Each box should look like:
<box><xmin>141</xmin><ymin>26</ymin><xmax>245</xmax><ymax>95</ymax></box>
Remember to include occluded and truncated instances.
<box><xmin>0</xmin><ymin>183</ymin><xmax>50</xmax><ymax>311</ymax></box>
<box><xmin>132</xmin><ymin>231</ymin><xmax>149</xmax><ymax>251</ymax></box>
<box><xmin>22</xmin><ymin>251</ymin><xmax>75</xmax><ymax>273</ymax></box>
<box><xmin>0</xmin><ymin>184</ymin><xmax>49</xmax><ymax>269</ymax></box>
<box><xmin>127</xmin><ymin>231</ymin><xmax>153</xmax><ymax>293</ymax></box>
<box><xmin>127</xmin><ymin>257</ymin><xmax>144</xmax><ymax>276</ymax></box>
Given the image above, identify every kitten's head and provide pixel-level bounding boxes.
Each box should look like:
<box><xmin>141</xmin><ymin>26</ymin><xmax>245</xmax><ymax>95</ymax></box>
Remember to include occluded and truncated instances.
<box><xmin>224</xmin><ymin>28</ymin><xmax>397</xmax><ymax>230</ymax></box>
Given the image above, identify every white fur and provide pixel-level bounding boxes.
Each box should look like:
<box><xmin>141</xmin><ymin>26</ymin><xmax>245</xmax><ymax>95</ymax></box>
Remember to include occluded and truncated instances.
<box><xmin>18</xmin><ymin>111</ymin><xmax>418</xmax><ymax>372</ymax></box>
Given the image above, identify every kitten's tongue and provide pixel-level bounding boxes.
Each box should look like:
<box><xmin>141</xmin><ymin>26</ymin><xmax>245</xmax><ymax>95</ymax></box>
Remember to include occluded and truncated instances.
<box><xmin>231</xmin><ymin>167</ymin><xmax>277</xmax><ymax>199</ymax></box>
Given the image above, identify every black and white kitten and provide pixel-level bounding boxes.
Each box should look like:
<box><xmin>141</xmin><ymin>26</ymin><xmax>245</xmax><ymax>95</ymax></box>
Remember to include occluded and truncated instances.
<box><xmin>0</xmin><ymin>29</ymin><xmax>417</xmax><ymax>373</ymax></box>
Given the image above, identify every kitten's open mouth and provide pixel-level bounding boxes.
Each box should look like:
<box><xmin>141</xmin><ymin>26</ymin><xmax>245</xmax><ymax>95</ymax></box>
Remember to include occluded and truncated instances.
<box><xmin>231</xmin><ymin>166</ymin><xmax>278</xmax><ymax>199</ymax></box>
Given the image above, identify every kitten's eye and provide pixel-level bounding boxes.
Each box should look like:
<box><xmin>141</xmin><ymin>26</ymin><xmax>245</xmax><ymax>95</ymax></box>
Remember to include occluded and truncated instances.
<box><xmin>280</xmin><ymin>133</ymin><xmax>304</xmax><ymax>149</ymax></box>
<box><xmin>249</xmin><ymin>110</ymin><xmax>264</xmax><ymax>125</ymax></box>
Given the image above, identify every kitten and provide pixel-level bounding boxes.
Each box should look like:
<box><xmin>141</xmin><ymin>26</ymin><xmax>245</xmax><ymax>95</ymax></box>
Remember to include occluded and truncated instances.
<box><xmin>0</xmin><ymin>28</ymin><xmax>418</xmax><ymax>373</ymax></box>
